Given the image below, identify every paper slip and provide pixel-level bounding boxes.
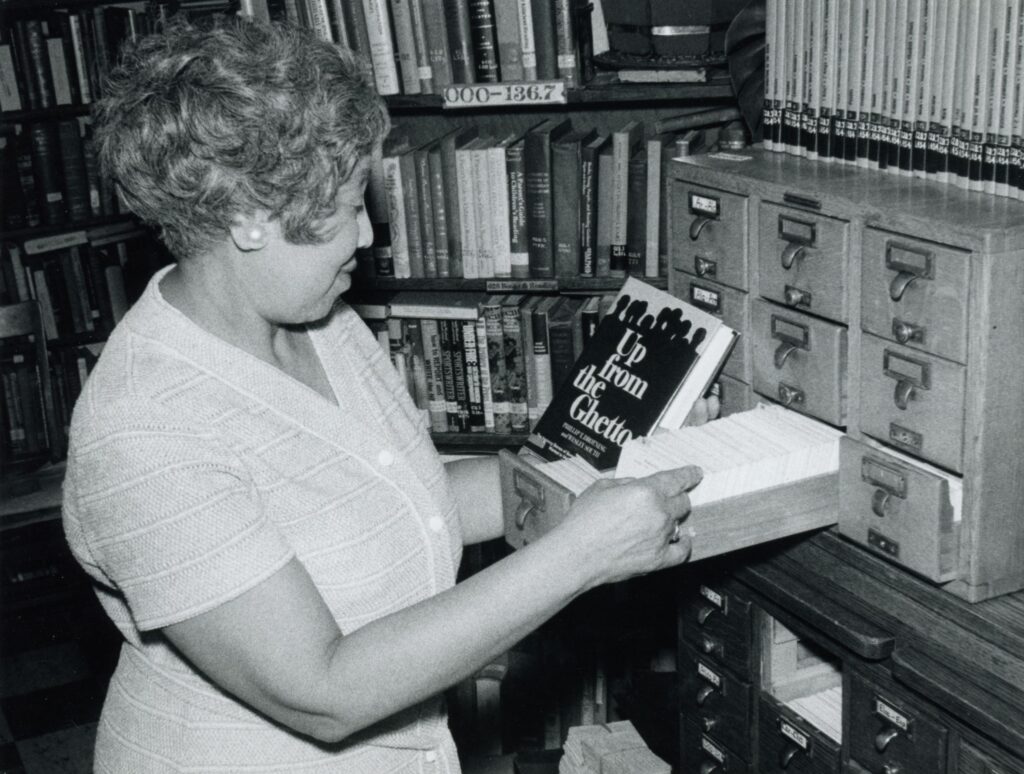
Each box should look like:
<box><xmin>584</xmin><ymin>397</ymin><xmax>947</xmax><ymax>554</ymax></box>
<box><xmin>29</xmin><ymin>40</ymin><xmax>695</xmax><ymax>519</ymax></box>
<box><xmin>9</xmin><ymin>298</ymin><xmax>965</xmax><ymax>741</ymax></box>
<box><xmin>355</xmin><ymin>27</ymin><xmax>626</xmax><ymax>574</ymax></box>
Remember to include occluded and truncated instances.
<box><xmin>614</xmin><ymin>406</ymin><xmax>844</xmax><ymax>507</ymax></box>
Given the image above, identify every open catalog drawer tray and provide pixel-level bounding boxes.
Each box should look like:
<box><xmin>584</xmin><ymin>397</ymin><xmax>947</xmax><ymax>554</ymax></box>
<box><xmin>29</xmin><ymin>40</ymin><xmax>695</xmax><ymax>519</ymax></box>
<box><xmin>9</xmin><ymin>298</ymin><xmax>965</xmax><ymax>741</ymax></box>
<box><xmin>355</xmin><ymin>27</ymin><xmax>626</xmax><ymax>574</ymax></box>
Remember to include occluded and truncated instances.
<box><xmin>499</xmin><ymin>448</ymin><xmax>838</xmax><ymax>561</ymax></box>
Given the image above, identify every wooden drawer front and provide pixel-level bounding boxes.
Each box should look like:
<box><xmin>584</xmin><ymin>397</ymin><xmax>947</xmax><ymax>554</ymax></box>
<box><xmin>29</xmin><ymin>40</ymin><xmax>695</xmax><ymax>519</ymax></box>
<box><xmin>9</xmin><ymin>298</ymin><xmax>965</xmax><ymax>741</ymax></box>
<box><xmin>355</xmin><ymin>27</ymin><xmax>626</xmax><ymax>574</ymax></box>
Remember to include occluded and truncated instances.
<box><xmin>681</xmin><ymin>716</ymin><xmax>752</xmax><ymax>774</ymax></box>
<box><xmin>848</xmin><ymin>672</ymin><xmax>948</xmax><ymax>774</ymax></box>
<box><xmin>858</xmin><ymin>333</ymin><xmax>966</xmax><ymax>473</ymax></box>
<box><xmin>757</xmin><ymin>697</ymin><xmax>841</xmax><ymax>774</ymax></box>
<box><xmin>679</xmin><ymin>583</ymin><xmax>755</xmax><ymax>679</ymax></box>
<box><xmin>752</xmin><ymin>300</ymin><xmax>848</xmax><ymax>426</ymax></box>
<box><xmin>955</xmin><ymin>738</ymin><xmax>1023</xmax><ymax>774</ymax></box>
<box><xmin>758</xmin><ymin>203</ymin><xmax>850</xmax><ymax>324</ymax></box>
<box><xmin>714</xmin><ymin>374</ymin><xmax>754</xmax><ymax>418</ymax></box>
<box><xmin>861</xmin><ymin>228</ymin><xmax>970</xmax><ymax>364</ymax></box>
<box><xmin>679</xmin><ymin>646</ymin><xmax>753</xmax><ymax>759</ymax></box>
<box><xmin>672</xmin><ymin>270</ymin><xmax>750</xmax><ymax>381</ymax></box>
<box><xmin>838</xmin><ymin>437</ymin><xmax>959</xmax><ymax>583</ymax></box>
<box><xmin>674</xmin><ymin>182</ymin><xmax>750</xmax><ymax>292</ymax></box>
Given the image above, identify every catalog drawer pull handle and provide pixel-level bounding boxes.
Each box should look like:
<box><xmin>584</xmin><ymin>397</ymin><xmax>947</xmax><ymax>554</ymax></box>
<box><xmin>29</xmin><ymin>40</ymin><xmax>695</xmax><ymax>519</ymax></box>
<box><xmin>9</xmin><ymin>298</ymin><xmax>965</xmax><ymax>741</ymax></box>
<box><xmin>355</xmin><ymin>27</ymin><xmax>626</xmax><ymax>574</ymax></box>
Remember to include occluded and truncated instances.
<box><xmin>889</xmin><ymin>271</ymin><xmax>919</xmax><ymax>302</ymax></box>
<box><xmin>699</xmin><ymin>761</ymin><xmax>722</xmax><ymax>774</ymax></box>
<box><xmin>514</xmin><ymin>500</ymin><xmax>535</xmax><ymax>530</ymax></box>
<box><xmin>778</xmin><ymin>383</ymin><xmax>805</xmax><ymax>407</ymax></box>
<box><xmin>893</xmin><ymin>379</ymin><xmax>915</xmax><ymax>410</ymax></box>
<box><xmin>696</xmin><ymin>684</ymin><xmax>717</xmax><ymax>706</ymax></box>
<box><xmin>872</xmin><ymin>489</ymin><xmax>893</xmax><ymax>518</ymax></box>
<box><xmin>697</xmin><ymin>604</ymin><xmax>716</xmax><ymax>625</ymax></box>
<box><xmin>779</xmin><ymin>743</ymin><xmax>802</xmax><ymax>769</ymax></box>
<box><xmin>774</xmin><ymin>341</ymin><xmax>799</xmax><ymax>369</ymax></box>
<box><xmin>875</xmin><ymin>726</ymin><xmax>901</xmax><ymax>752</ymax></box>
<box><xmin>781</xmin><ymin>242</ymin><xmax>805</xmax><ymax>270</ymax></box>
<box><xmin>690</xmin><ymin>216</ymin><xmax>713</xmax><ymax>240</ymax></box>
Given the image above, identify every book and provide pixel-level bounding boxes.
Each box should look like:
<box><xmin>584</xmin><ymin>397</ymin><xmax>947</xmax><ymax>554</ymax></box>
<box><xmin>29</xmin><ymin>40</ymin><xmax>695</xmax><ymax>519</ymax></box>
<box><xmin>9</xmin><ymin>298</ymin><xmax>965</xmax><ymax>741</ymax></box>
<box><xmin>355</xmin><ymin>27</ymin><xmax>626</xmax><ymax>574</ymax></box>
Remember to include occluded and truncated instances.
<box><xmin>502</xmin><ymin>294</ymin><xmax>529</xmax><ymax>432</ymax></box>
<box><xmin>421</xmin><ymin>0</ymin><xmax>453</xmax><ymax>89</ymax></box>
<box><xmin>523</xmin><ymin>277</ymin><xmax>738</xmax><ymax>472</ymax></box>
<box><xmin>551</xmin><ymin>128</ymin><xmax>593</xmax><ymax>279</ymax></box>
<box><xmin>529</xmin><ymin>0</ymin><xmax>557</xmax><ymax>79</ymax></box>
<box><xmin>362</xmin><ymin>0</ymin><xmax>401</xmax><ymax>94</ymax></box>
<box><xmin>493</xmin><ymin>0</ymin><xmax>525</xmax><ymax>81</ymax></box>
<box><xmin>595</xmin><ymin>142</ymin><xmax>614</xmax><ymax>277</ymax></box>
<box><xmin>419</xmin><ymin>318</ymin><xmax>449</xmax><ymax>432</ymax></box>
<box><xmin>480</xmin><ymin>295</ymin><xmax>510</xmax><ymax>433</ymax></box>
<box><xmin>505</xmin><ymin>135</ymin><xmax>530</xmax><ymax>278</ymax></box>
<box><xmin>609</xmin><ymin>120</ymin><xmax>642</xmax><ymax>277</ymax></box>
<box><xmin>444</xmin><ymin>0</ymin><xmax>477</xmax><ymax>83</ymax></box>
<box><xmin>389</xmin><ymin>0</ymin><xmax>422</xmax><ymax>94</ymax></box>
<box><xmin>579</xmin><ymin>132</ymin><xmax>606</xmax><ymax>278</ymax></box>
<box><xmin>623</xmin><ymin>146</ymin><xmax>647</xmax><ymax>276</ymax></box>
<box><xmin>525</xmin><ymin>118</ymin><xmax>573</xmax><ymax>279</ymax></box>
<box><xmin>529</xmin><ymin>295</ymin><xmax>557</xmax><ymax>425</ymax></box>
<box><xmin>644</xmin><ymin>133</ymin><xmax>673</xmax><ymax>278</ymax></box>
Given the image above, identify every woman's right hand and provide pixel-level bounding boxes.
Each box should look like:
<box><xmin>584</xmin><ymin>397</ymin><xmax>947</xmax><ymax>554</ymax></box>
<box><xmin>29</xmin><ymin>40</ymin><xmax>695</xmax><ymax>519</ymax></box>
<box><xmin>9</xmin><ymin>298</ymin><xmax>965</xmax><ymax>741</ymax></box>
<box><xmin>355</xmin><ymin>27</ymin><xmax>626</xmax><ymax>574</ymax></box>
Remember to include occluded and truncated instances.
<box><xmin>552</xmin><ymin>465</ymin><xmax>703</xmax><ymax>590</ymax></box>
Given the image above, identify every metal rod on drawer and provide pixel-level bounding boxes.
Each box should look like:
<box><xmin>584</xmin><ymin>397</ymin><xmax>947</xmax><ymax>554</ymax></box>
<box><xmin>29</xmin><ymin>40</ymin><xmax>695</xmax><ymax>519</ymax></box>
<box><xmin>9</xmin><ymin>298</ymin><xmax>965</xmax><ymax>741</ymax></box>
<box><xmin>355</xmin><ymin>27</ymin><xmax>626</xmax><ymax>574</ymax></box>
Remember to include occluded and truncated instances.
<box><xmin>690</xmin><ymin>216</ymin><xmax>713</xmax><ymax>240</ymax></box>
<box><xmin>782</xmin><ymin>242</ymin><xmax>805</xmax><ymax>269</ymax></box>
<box><xmin>889</xmin><ymin>271</ymin><xmax>919</xmax><ymax>301</ymax></box>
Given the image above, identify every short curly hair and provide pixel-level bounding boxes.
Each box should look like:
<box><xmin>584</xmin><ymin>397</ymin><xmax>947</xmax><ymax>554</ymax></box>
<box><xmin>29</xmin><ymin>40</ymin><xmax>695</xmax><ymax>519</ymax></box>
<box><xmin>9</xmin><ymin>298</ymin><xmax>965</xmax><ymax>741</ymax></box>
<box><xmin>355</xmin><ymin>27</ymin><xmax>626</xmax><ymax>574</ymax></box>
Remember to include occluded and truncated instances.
<box><xmin>92</xmin><ymin>15</ymin><xmax>390</xmax><ymax>260</ymax></box>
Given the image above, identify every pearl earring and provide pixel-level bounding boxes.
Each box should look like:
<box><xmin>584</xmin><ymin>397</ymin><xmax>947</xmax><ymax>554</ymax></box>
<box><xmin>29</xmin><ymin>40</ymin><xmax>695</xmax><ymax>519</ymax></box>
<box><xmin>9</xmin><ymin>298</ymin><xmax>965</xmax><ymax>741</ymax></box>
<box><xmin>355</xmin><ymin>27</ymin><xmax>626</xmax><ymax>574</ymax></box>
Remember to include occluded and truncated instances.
<box><xmin>249</xmin><ymin>228</ymin><xmax>262</xmax><ymax>242</ymax></box>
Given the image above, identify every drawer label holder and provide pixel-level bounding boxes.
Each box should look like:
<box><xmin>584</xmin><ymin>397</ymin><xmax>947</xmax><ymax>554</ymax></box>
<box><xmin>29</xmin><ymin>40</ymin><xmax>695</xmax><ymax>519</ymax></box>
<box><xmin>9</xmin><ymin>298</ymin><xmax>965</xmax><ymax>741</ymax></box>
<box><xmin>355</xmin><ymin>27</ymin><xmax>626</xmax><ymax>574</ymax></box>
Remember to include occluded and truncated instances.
<box><xmin>697</xmin><ymin>661</ymin><xmax>722</xmax><ymax>688</ymax></box>
<box><xmin>701</xmin><ymin>735</ymin><xmax>726</xmax><ymax>764</ymax></box>
<box><xmin>699</xmin><ymin>585</ymin><xmax>726</xmax><ymax>611</ymax></box>
<box><xmin>874</xmin><ymin>697</ymin><xmax>912</xmax><ymax>733</ymax></box>
<box><xmin>779</xmin><ymin>719</ymin><xmax>811</xmax><ymax>751</ymax></box>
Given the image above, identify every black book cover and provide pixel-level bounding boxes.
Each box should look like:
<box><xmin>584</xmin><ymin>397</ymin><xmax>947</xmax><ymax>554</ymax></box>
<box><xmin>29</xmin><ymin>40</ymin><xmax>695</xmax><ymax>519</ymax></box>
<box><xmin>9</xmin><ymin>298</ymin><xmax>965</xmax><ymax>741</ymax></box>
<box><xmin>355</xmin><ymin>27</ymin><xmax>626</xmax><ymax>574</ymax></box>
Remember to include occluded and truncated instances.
<box><xmin>467</xmin><ymin>0</ymin><xmax>500</xmax><ymax>82</ymax></box>
<box><xmin>443</xmin><ymin>0</ymin><xmax>477</xmax><ymax>83</ymax></box>
<box><xmin>525</xmin><ymin>118</ymin><xmax>573</xmax><ymax>279</ymax></box>
<box><xmin>525</xmin><ymin>278</ymin><xmax>735</xmax><ymax>471</ymax></box>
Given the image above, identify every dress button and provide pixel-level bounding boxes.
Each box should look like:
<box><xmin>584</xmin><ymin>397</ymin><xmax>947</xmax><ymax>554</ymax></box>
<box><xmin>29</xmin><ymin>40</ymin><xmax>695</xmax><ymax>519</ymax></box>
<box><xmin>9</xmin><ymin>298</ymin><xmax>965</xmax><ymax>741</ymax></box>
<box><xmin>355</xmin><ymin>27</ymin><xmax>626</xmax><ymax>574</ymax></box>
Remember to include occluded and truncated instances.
<box><xmin>428</xmin><ymin>516</ymin><xmax>444</xmax><ymax>533</ymax></box>
<box><xmin>377</xmin><ymin>449</ymin><xmax>394</xmax><ymax>467</ymax></box>
<box><xmin>425</xmin><ymin>751</ymin><xmax>438</xmax><ymax>763</ymax></box>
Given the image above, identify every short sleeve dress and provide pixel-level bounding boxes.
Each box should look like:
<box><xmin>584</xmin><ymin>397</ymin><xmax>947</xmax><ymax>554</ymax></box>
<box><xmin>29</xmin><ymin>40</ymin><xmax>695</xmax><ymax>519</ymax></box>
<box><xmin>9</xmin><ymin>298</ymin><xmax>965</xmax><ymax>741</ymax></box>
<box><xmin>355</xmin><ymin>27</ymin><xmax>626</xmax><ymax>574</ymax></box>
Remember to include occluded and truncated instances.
<box><xmin>62</xmin><ymin>266</ymin><xmax>466</xmax><ymax>773</ymax></box>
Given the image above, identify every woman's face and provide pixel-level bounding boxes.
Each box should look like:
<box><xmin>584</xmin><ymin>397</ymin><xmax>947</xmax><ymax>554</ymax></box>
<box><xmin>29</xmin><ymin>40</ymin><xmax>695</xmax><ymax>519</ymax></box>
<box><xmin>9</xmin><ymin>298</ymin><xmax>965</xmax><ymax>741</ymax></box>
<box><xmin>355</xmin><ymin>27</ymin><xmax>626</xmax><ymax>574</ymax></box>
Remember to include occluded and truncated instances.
<box><xmin>244</xmin><ymin>156</ymin><xmax>374</xmax><ymax>326</ymax></box>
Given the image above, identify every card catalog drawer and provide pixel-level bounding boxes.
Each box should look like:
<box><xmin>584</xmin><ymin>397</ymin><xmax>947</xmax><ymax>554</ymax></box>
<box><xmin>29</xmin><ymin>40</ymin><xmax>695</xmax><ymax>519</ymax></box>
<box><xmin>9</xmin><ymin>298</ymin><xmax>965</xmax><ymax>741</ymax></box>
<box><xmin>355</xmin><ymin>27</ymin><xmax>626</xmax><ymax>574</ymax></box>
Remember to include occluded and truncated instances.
<box><xmin>752</xmin><ymin>300</ymin><xmax>848</xmax><ymax>426</ymax></box>
<box><xmin>861</xmin><ymin>228</ymin><xmax>970</xmax><ymax>364</ymax></box>
<box><xmin>758</xmin><ymin>203</ymin><xmax>850</xmax><ymax>324</ymax></box>
<box><xmin>848</xmin><ymin>672</ymin><xmax>948</xmax><ymax>774</ymax></box>
<box><xmin>713</xmin><ymin>374</ymin><xmax>754</xmax><ymax>418</ymax></box>
<box><xmin>859</xmin><ymin>333</ymin><xmax>965</xmax><ymax>472</ymax></box>
<box><xmin>679</xmin><ymin>646</ymin><xmax>753</xmax><ymax>760</ymax></box>
<box><xmin>679</xmin><ymin>582</ymin><xmax>755</xmax><ymax>679</ymax></box>
<box><xmin>672</xmin><ymin>269</ymin><xmax>750</xmax><ymax>381</ymax></box>
<box><xmin>757</xmin><ymin>697</ymin><xmax>841</xmax><ymax>774</ymax></box>
<box><xmin>838</xmin><ymin>437</ymin><xmax>960</xmax><ymax>583</ymax></box>
<box><xmin>681</xmin><ymin>717</ymin><xmax>752</xmax><ymax>774</ymax></box>
<box><xmin>675</xmin><ymin>182</ymin><xmax>750</xmax><ymax>292</ymax></box>
<box><xmin>955</xmin><ymin>738</ymin><xmax>1024</xmax><ymax>774</ymax></box>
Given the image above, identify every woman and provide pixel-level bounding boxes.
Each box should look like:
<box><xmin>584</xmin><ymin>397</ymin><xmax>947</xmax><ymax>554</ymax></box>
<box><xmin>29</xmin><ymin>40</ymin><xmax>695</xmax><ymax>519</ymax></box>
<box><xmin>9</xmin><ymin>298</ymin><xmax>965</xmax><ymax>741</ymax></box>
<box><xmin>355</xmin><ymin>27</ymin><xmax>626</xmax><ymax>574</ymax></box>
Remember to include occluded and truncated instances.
<box><xmin>62</xmin><ymin>15</ymin><xmax>702</xmax><ymax>772</ymax></box>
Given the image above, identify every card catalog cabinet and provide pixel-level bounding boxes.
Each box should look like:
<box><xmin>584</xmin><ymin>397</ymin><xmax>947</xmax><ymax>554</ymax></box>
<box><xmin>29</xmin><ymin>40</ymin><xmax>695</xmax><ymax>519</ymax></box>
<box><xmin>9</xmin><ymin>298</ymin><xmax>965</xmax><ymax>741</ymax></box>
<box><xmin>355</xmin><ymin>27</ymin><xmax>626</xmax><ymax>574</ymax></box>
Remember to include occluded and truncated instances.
<box><xmin>668</xmin><ymin>149</ymin><xmax>1024</xmax><ymax>603</ymax></box>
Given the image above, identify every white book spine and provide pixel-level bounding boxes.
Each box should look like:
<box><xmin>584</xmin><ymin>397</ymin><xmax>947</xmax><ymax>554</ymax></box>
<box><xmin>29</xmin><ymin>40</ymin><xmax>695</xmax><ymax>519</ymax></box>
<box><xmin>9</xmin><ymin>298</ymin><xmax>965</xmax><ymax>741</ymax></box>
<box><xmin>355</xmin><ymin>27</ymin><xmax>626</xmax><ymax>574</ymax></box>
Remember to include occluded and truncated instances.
<box><xmin>471</xmin><ymin>145</ymin><xmax>495</xmax><ymax>278</ymax></box>
<box><xmin>382</xmin><ymin>156</ymin><xmax>411</xmax><ymax>277</ymax></box>
<box><xmin>488</xmin><ymin>146</ymin><xmax>512</xmax><ymax>278</ymax></box>
<box><xmin>475</xmin><ymin>316</ymin><xmax>495</xmax><ymax>431</ymax></box>
<box><xmin>67</xmin><ymin>15</ymin><xmax>92</xmax><ymax>104</ymax></box>
<box><xmin>304</xmin><ymin>0</ymin><xmax>335</xmax><ymax>41</ymax></box>
<box><xmin>455</xmin><ymin>145</ymin><xmax>479</xmax><ymax>278</ymax></box>
<box><xmin>644</xmin><ymin>140</ymin><xmax>662</xmax><ymax>277</ymax></box>
<box><xmin>361</xmin><ymin>0</ymin><xmax>401</xmax><ymax>95</ymax></box>
<box><xmin>516</xmin><ymin>0</ymin><xmax>538</xmax><ymax>79</ymax></box>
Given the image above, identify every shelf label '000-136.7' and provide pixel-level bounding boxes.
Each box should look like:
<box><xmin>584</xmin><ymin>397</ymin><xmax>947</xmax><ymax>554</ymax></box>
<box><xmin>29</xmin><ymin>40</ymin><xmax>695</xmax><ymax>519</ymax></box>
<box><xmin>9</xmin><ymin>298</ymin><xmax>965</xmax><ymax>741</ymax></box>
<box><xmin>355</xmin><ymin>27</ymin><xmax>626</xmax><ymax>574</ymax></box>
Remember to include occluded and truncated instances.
<box><xmin>442</xmin><ymin>80</ymin><xmax>567</xmax><ymax>109</ymax></box>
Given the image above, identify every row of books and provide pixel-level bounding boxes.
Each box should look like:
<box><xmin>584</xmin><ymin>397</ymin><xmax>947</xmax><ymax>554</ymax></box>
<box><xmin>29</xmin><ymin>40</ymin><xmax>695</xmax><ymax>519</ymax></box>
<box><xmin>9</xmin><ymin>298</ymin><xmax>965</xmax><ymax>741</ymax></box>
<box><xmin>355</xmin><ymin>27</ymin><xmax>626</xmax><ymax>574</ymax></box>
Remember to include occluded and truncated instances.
<box><xmin>1</xmin><ymin>119</ymin><xmax>119</xmax><ymax>231</ymax></box>
<box><xmin>1</xmin><ymin>225</ymin><xmax>168</xmax><ymax>342</ymax></box>
<box><xmin>0</xmin><ymin>340</ymin><xmax>50</xmax><ymax>466</ymax></box>
<box><xmin>243</xmin><ymin>0</ymin><xmax>591</xmax><ymax>95</ymax></box>
<box><xmin>762</xmin><ymin>0</ymin><xmax>1024</xmax><ymax>199</ymax></box>
<box><xmin>364</xmin><ymin>119</ymin><xmax>707</xmax><ymax>282</ymax></box>
<box><xmin>0</xmin><ymin>5</ymin><xmax>165</xmax><ymax>113</ymax></box>
<box><xmin>350</xmin><ymin>289</ymin><xmax>617</xmax><ymax>436</ymax></box>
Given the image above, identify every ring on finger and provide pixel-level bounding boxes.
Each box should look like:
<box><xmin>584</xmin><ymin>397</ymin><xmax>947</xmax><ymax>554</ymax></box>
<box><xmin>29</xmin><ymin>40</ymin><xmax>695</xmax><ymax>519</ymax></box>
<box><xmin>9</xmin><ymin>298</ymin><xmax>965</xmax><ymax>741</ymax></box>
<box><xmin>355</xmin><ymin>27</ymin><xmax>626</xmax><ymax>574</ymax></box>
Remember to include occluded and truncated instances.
<box><xmin>669</xmin><ymin>522</ymin><xmax>682</xmax><ymax>544</ymax></box>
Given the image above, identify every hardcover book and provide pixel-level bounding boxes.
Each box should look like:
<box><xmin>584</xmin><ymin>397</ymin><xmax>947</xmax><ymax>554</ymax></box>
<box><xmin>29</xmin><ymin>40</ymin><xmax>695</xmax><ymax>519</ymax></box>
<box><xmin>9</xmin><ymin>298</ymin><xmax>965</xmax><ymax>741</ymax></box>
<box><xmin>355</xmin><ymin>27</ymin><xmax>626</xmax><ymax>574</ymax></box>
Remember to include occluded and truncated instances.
<box><xmin>524</xmin><ymin>278</ymin><xmax>738</xmax><ymax>471</ymax></box>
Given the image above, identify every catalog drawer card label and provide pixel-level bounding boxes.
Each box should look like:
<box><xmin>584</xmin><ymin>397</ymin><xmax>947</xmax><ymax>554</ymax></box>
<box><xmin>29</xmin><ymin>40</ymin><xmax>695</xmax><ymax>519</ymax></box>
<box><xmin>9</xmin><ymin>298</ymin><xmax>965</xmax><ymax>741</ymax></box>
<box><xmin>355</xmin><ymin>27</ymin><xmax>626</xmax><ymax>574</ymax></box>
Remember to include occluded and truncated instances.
<box><xmin>697</xmin><ymin>661</ymin><xmax>721</xmax><ymax>687</ymax></box>
<box><xmin>699</xmin><ymin>585</ymin><xmax>725</xmax><ymax>610</ymax></box>
<box><xmin>701</xmin><ymin>736</ymin><xmax>725</xmax><ymax>763</ymax></box>
<box><xmin>874</xmin><ymin>697</ymin><xmax>911</xmax><ymax>731</ymax></box>
<box><xmin>779</xmin><ymin>719</ymin><xmax>810</xmax><ymax>750</ymax></box>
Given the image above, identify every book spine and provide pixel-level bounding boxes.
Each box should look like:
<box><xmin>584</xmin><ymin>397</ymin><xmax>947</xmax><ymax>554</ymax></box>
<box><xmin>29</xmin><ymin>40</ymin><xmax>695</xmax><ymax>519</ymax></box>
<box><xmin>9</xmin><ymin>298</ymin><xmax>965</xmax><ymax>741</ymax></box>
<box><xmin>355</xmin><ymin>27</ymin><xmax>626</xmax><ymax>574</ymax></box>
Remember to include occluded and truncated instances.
<box><xmin>854</xmin><ymin>0</ymin><xmax>873</xmax><ymax>166</ymax></box>
<box><xmin>398</xmin><ymin>150</ymin><xmax>425</xmax><ymax>276</ymax></box>
<box><xmin>644</xmin><ymin>139</ymin><xmax>663</xmax><ymax>277</ymax></box>
<box><xmin>595</xmin><ymin>148</ymin><xmax>613</xmax><ymax>277</ymax></box>
<box><xmin>518</xmin><ymin>297</ymin><xmax>538</xmax><ymax>428</ymax></box>
<box><xmin>493</xmin><ymin>0</ymin><xmax>525</xmax><ymax>82</ymax></box>
<box><xmin>414</xmin><ymin>149</ymin><xmax>438</xmax><ymax>277</ymax></box>
<box><xmin>487</xmin><ymin>145</ymin><xmax>512</xmax><ymax>278</ymax></box>
<box><xmin>503</xmin><ymin>297</ymin><xmax>528</xmax><ymax>431</ymax></box>
<box><xmin>23</xmin><ymin>20</ymin><xmax>56</xmax><ymax>110</ymax></box>
<box><xmin>407</xmin><ymin>0</ymin><xmax>435</xmax><ymax>93</ymax></box>
<box><xmin>624</xmin><ymin>148</ymin><xmax>646</xmax><ymax>276</ymax></box>
<box><xmin>530</xmin><ymin>299</ymin><xmax>553</xmax><ymax>424</ymax></box>
<box><xmin>382</xmin><ymin>155</ymin><xmax>409</xmax><ymax>277</ymax></box>
<box><xmin>525</xmin><ymin>130</ymin><xmax>555</xmax><ymax>278</ymax></box>
<box><xmin>389</xmin><ymin>0</ymin><xmax>423</xmax><ymax>94</ymax></box>
<box><xmin>516</xmin><ymin>0</ymin><xmax>538</xmax><ymax>80</ymax></box>
<box><xmin>341</xmin><ymin>0</ymin><xmax>375</xmax><ymax>79</ymax></box>
<box><xmin>897</xmin><ymin>0</ymin><xmax>920</xmax><ymax>176</ymax></box>
<box><xmin>28</xmin><ymin>123</ymin><xmax>66</xmax><ymax>226</ymax></box>
<box><xmin>802</xmin><ymin>0</ymin><xmax>820</xmax><ymax>157</ymax></box>
<box><xmin>427</xmin><ymin>147</ymin><xmax>451</xmax><ymax>277</ymax></box>
<box><xmin>468</xmin><ymin>0</ymin><xmax>501</xmax><ymax>82</ymax></box>
<box><xmin>0</xmin><ymin>37</ymin><xmax>24</xmax><ymax>112</ymax></box>
<box><xmin>448</xmin><ymin>319</ymin><xmax>472</xmax><ymax>432</ymax></box>
<box><xmin>912</xmin><ymin>0</ymin><xmax>933</xmax><ymax>177</ymax></box>
<box><xmin>579</xmin><ymin>139</ymin><xmax>599</xmax><ymax>277</ymax></box>
<box><xmin>11</xmin><ymin>22</ymin><xmax>41</xmax><ymax>110</ymax></box>
<box><xmin>817</xmin><ymin>0</ymin><xmax>837</xmax><ymax>160</ymax></box>
<box><xmin>474</xmin><ymin>316</ymin><xmax>495</xmax><ymax>431</ymax></box>
<box><xmin>455</xmin><ymin>143</ymin><xmax>479</xmax><ymax>278</ymax></box>
<box><xmin>609</xmin><ymin>126</ymin><xmax>636</xmax><ymax>276</ymax></box>
<box><xmin>421</xmin><ymin>0</ymin><xmax>453</xmax><ymax>88</ymax></box>
<box><xmin>404</xmin><ymin>316</ymin><xmax>431</xmax><ymax>414</ymax></box>
<box><xmin>763</xmin><ymin>0</ymin><xmax>780</xmax><ymax>150</ymax></box>
<box><xmin>438</xmin><ymin>318</ymin><xmax>461</xmax><ymax>431</ymax></box>
<box><xmin>471</xmin><ymin>143</ymin><xmax>495</xmax><ymax>278</ymax></box>
<box><xmin>552</xmin><ymin>0</ymin><xmax>578</xmax><ymax>86</ymax></box>
<box><xmin>506</xmin><ymin>139</ymin><xmax>530</xmax><ymax>279</ymax></box>
<box><xmin>57</xmin><ymin>249</ymin><xmax>89</xmax><ymax>333</ymax></box>
<box><xmin>63</xmin><ymin>14</ymin><xmax>91</xmax><ymax>104</ymax></box>
<box><xmin>444</xmin><ymin>0</ymin><xmax>477</xmax><ymax>84</ymax></box>
<box><xmin>482</xmin><ymin>299</ymin><xmax>510</xmax><ymax>433</ymax></box>
<box><xmin>551</xmin><ymin>136</ymin><xmax>581</xmax><ymax>279</ymax></box>
<box><xmin>419</xmin><ymin>318</ymin><xmax>449</xmax><ymax>432</ymax></box>
<box><xmin>1011</xmin><ymin>0</ymin><xmax>1024</xmax><ymax>199</ymax></box>
<box><xmin>529</xmin><ymin>0</ymin><xmax>557</xmax><ymax>79</ymax></box>
<box><xmin>361</xmin><ymin>0</ymin><xmax>402</xmax><ymax>95</ymax></box>
<box><xmin>994</xmin><ymin>0</ymin><xmax>1018</xmax><ymax>197</ymax></box>
<box><xmin>45</xmin><ymin>33</ymin><xmax>73</xmax><ymax>106</ymax></box>
<box><xmin>439</xmin><ymin>134</ymin><xmax>465</xmax><ymax>277</ymax></box>
<box><xmin>56</xmin><ymin>119</ymin><xmax>91</xmax><ymax>223</ymax></box>
<box><xmin>304</xmin><ymin>0</ymin><xmax>335</xmax><ymax>40</ymax></box>
<box><xmin>547</xmin><ymin>301</ymin><xmax>578</xmax><ymax>394</ymax></box>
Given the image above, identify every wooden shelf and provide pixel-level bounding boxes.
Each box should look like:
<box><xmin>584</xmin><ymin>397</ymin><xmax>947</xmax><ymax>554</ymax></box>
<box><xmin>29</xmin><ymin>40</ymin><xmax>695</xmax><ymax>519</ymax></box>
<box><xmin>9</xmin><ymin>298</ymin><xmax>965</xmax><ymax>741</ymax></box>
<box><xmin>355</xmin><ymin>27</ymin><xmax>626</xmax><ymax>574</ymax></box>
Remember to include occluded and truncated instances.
<box><xmin>2</xmin><ymin>215</ymin><xmax>138</xmax><ymax>245</ymax></box>
<box><xmin>354</xmin><ymin>276</ymin><xmax>667</xmax><ymax>293</ymax></box>
<box><xmin>386</xmin><ymin>75</ymin><xmax>734</xmax><ymax>113</ymax></box>
<box><xmin>432</xmin><ymin>433</ymin><xmax>526</xmax><ymax>455</ymax></box>
<box><xmin>0</xmin><ymin>104</ymin><xmax>92</xmax><ymax>123</ymax></box>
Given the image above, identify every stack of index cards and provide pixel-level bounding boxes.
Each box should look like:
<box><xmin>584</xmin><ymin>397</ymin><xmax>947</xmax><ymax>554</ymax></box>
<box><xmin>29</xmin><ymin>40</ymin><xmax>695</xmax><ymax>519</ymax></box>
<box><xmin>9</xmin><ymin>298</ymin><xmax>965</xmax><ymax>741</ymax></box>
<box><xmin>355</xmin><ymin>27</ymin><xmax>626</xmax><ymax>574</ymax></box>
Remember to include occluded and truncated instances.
<box><xmin>559</xmin><ymin>720</ymin><xmax>671</xmax><ymax>774</ymax></box>
<box><xmin>614</xmin><ymin>404</ymin><xmax>844</xmax><ymax>506</ymax></box>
